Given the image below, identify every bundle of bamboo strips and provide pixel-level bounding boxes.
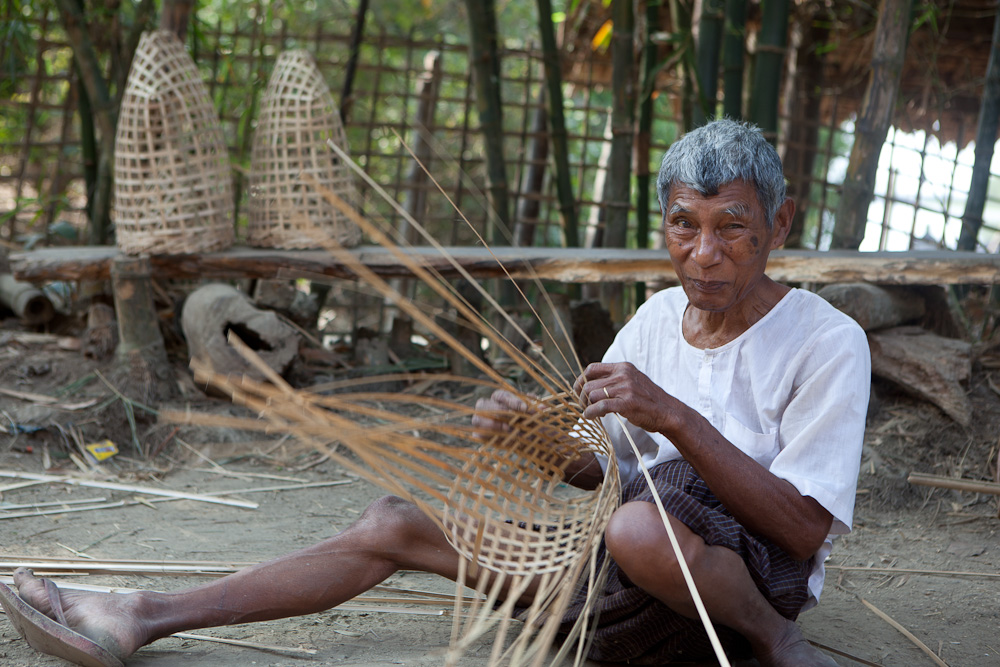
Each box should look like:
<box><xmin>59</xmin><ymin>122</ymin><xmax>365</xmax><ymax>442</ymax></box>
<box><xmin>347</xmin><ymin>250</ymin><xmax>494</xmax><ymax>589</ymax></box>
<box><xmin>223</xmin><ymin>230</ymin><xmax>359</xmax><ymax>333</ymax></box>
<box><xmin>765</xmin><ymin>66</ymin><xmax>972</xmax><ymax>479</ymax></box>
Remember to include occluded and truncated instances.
<box><xmin>163</xmin><ymin>149</ymin><xmax>623</xmax><ymax>665</ymax></box>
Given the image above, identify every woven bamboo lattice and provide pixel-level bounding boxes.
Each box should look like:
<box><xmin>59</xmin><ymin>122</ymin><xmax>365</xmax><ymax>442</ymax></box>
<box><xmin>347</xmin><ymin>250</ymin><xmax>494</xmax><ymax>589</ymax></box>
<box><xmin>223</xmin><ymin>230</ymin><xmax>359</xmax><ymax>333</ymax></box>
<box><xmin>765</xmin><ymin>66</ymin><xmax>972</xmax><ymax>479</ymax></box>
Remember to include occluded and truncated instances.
<box><xmin>247</xmin><ymin>49</ymin><xmax>361</xmax><ymax>249</ymax></box>
<box><xmin>113</xmin><ymin>30</ymin><xmax>234</xmax><ymax>255</ymax></box>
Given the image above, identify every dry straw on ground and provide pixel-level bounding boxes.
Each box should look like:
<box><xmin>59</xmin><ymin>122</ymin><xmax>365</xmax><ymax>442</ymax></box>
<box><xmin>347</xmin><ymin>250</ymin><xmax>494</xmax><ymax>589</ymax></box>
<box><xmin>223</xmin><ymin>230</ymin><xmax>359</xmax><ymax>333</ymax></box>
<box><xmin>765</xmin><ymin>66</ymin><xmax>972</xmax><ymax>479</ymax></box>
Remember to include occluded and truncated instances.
<box><xmin>113</xmin><ymin>30</ymin><xmax>234</xmax><ymax>255</ymax></box>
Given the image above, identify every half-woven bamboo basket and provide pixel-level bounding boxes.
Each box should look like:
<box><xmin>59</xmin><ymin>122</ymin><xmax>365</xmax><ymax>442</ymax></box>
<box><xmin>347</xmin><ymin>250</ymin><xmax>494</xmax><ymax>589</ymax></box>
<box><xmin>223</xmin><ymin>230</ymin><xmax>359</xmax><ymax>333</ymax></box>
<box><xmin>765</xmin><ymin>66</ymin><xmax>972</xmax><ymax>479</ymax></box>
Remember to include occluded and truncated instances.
<box><xmin>247</xmin><ymin>49</ymin><xmax>361</xmax><ymax>249</ymax></box>
<box><xmin>166</xmin><ymin>173</ymin><xmax>622</xmax><ymax>665</ymax></box>
<box><xmin>113</xmin><ymin>30</ymin><xmax>234</xmax><ymax>255</ymax></box>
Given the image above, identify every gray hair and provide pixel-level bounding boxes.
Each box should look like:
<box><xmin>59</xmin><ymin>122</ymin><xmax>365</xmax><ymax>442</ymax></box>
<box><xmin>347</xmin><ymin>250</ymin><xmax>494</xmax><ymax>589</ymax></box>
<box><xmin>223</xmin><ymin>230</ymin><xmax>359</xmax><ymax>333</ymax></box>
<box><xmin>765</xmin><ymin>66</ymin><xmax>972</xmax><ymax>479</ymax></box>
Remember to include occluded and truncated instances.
<box><xmin>655</xmin><ymin>119</ymin><xmax>786</xmax><ymax>228</ymax></box>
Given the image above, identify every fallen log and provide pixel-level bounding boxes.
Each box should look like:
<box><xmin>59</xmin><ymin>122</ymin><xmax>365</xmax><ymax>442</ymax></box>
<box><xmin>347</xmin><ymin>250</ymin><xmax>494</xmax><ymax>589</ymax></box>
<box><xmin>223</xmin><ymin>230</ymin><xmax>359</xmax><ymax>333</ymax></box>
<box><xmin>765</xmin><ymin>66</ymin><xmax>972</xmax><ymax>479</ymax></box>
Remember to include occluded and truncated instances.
<box><xmin>868</xmin><ymin>326</ymin><xmax>972</xmax><ymax>425</ymax></box>
<box><xmin>817</xmin><ymin>283</ymin><xmax>925</xmax><ymax>331</ymax></box>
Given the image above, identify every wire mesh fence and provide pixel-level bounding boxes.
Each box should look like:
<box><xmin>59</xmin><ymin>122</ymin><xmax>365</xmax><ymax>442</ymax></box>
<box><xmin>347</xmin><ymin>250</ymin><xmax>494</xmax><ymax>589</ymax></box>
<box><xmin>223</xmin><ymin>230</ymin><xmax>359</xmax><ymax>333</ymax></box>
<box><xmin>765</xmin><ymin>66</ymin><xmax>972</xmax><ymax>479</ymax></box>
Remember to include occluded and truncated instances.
<box><xmin>2</xmin><ymin>6</ymin><xmax>999</xmax><ymax>255</ymax></box>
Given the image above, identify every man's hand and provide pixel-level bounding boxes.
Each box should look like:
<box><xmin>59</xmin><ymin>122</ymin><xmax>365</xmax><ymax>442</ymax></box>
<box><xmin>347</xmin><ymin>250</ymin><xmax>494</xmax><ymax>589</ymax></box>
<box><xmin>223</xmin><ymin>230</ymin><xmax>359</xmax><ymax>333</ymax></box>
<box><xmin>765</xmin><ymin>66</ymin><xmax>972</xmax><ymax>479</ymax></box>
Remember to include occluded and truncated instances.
<box><xmin>472</xmin><ymin>389</ymin><xmax>532</xmax><ymax>439</ymax></box>
<box><xmin>574</xmin><ymin>361</ymin><xmax>684</xmax><ymax>436</ymax></box>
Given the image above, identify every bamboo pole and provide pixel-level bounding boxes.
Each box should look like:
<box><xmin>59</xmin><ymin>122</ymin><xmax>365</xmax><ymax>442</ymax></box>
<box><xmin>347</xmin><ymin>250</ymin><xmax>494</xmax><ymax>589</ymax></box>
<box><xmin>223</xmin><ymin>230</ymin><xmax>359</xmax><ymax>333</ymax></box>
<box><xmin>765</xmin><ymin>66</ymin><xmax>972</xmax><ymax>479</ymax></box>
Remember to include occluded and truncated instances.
<box><xmin>536</xmin><ymin>0</ymin><xmax>579</xmax><ymax>247</ymax></box>
<box><xmin>634</xmin><ymin>0</ymin><xmax>662</xmax><ymax>307</ymax></box>
<box><xmin>693</xmin><ymin>0</ymin><xmax>725</xmax><ymax>126</ymax></box>
<box><xmin>463</xmin><ymin>0</ymin><xmax>511</xmax><ymax>242</ymax></box>
<box><xmin>339</xmin><ymin>0</ymin><xmax>369</xmax><ymax>124</ymax></box>
<box><xmin>0</xmin><ymin>274</ymin><xmax>54</xmax><ymax>324</ymax></box>
<box><xmin>748</xmin><ymin>0</ymin><xmax>790</xmax><ymax>143</ymax></box>
<box><xmin>602</xmin><ymin>0</ymin><xmax>636</xmax><ymax>251</ymax></box>
<box><xmin>957</xmin><ymin>10</ymin><xmax>1000</xmax><ymax>251</ymax></box>
<box><xmin>721</xmin><ymin>0</ymin><xmax>747</xmax><ymax>119</ymax></box>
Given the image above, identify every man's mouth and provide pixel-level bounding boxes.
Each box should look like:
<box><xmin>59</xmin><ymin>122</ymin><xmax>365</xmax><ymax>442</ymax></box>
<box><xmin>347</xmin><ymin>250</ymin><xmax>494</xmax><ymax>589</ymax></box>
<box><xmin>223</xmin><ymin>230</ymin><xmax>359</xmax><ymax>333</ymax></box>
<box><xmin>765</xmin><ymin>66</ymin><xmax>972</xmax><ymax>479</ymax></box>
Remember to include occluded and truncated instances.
<box><xmin>689</xmin><ymin>279</ymin><xmax>727</xmax><ymax>292</ymax></box>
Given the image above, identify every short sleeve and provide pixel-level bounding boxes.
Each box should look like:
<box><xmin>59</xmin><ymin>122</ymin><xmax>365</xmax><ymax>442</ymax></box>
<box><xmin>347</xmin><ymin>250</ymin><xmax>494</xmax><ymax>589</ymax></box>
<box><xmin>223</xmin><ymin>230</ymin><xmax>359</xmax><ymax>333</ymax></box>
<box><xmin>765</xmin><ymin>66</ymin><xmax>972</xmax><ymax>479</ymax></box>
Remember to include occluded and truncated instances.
<box><xmin>768</xmin><ymin>322</ymin><xmax>871</xmax><ymax>534</ymax></box>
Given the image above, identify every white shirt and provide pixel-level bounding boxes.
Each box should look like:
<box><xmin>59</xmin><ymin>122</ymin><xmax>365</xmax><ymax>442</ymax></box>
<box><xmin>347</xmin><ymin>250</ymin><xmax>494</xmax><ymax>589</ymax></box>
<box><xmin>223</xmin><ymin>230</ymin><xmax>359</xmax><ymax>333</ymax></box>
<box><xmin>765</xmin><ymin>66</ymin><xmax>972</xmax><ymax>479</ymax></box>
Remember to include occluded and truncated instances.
<box><xmin>600</xmin><ymin>286</ymin><xmax>870</xmax><ymax>607</ymax></box>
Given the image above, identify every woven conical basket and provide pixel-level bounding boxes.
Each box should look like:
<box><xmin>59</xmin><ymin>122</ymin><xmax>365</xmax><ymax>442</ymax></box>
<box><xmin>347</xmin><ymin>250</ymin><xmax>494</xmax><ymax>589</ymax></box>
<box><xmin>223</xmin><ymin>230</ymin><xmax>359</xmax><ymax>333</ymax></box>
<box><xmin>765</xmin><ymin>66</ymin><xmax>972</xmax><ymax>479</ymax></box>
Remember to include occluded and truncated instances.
<box><xmin>247</xmin><ymin>49</ymin><xmax>361</xmax><ymax>249</ymax></box>
<box><xmin>113</xmin><ymin>30</ymin><xmax>234</xmax><ymax>255</ymax></box>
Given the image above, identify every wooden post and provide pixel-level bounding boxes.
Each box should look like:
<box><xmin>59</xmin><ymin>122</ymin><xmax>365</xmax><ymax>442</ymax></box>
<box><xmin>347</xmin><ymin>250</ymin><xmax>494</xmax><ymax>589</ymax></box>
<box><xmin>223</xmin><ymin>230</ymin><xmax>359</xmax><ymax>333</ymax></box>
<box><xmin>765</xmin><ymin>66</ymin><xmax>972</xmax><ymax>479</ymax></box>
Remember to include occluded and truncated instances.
<box><xmin>831</xmin><ymin>0</ymin><xmax>913</xmax><ymax>250</ymax></box>
<box><xmin>111</xmin><ymin>255</ymin><xmax>176</xmax><ymax>399</ymax></box>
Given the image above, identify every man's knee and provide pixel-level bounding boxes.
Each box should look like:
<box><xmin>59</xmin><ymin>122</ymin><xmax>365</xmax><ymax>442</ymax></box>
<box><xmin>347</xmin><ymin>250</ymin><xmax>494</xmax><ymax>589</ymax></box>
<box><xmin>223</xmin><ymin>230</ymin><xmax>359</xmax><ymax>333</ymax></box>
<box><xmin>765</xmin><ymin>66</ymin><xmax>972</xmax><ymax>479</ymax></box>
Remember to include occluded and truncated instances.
<box><xmin>360</xmin><ymin>495</ymin><xmax>421</xmax><ymax>527</ymax></box>
<box><xmin>605</xmin><ymin>501</ymin><xmax>700</xmax><ymax>588</ymax></box>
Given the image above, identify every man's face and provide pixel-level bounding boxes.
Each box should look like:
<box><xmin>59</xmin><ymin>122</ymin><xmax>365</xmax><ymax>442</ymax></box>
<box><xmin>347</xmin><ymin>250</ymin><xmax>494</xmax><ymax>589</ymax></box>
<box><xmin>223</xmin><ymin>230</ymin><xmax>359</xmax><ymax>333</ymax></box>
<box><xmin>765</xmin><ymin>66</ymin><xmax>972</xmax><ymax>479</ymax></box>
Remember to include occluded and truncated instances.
<box><xmin>662</xmin><ymin>180</ymin><xmax>790</xmax><ymax>313</ymax></box>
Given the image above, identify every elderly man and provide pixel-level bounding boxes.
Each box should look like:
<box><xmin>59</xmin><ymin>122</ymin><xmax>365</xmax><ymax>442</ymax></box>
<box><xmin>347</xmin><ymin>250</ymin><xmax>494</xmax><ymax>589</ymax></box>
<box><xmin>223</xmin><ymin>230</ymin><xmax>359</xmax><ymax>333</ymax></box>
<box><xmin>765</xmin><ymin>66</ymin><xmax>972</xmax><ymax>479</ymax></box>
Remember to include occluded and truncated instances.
<box><xmin>1</xmin><ymin>119</ymin><xmax>868</xmax><ymax>667</ymax></box>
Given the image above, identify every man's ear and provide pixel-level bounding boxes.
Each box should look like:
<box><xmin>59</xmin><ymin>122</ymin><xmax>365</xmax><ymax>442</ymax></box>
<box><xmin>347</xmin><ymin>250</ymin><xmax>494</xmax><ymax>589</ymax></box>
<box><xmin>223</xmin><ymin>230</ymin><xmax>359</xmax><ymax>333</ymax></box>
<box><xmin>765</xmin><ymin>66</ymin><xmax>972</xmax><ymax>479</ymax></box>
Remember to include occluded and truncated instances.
<box><xmin>770</xmin><ymin>197</ymin><xmax>795</xmax><ymax>249</ymax></box>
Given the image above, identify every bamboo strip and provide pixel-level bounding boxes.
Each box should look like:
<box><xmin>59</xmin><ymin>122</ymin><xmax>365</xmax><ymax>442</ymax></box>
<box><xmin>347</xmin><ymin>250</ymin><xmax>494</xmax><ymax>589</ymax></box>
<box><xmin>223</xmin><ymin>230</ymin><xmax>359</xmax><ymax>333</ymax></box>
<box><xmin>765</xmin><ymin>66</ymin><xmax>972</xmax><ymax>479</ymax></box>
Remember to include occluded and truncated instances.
<box><xmin>860</xmin><ymin>597</ymin><xmax>949</xmax><ymax>667</ymax></box>
<box><xmin>0</xmin><ymin>497</ymin><xmax>107</xmax><ymax>511</ymax></box>
<box><xmin>827</xmin><ymin>564</ymin><xmax>1000</xmax><ymax>579</ymax></box>
<box><xmin>0</xmin><ymin>501</ymin><xmax>129</xmax><ymax>521</ymax></box>
<box><xmin>0</xmin><ymin>471</ymin><xmax>258</xmax><ymax>509</ymax></box>
<box><xmin>611</xmin><ymin>412</ymin><xmax>730</xmax><ymax>667</ymax></box>
<box><xmin>171</xmin><ymin>632</ymin><xmax>317</xmax><ymax>655</ymax></box>
<box><xmin>907</xmin><ymin>472</ymin><xmax>1000</xmax><ymax>496</ymax></box>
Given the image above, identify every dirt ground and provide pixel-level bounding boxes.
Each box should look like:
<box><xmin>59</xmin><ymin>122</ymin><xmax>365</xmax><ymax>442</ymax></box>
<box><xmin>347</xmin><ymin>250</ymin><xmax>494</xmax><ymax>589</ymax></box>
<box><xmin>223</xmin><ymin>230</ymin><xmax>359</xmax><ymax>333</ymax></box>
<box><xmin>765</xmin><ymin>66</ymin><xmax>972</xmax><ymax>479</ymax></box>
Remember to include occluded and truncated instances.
<box><xmin>1</xmin><ymin>309</ymin><xmax>999</xmax><ymax>667</ymax></box>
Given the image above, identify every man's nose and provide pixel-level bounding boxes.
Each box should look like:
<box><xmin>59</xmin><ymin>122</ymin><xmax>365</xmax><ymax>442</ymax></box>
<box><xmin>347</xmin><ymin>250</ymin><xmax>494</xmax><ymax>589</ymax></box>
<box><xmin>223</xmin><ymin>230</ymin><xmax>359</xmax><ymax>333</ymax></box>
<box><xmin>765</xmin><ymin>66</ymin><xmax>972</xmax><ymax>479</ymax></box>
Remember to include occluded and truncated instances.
<box><xmin>691</xmin><ymin>230</ymin><xmax>722</xmax><ymax>267</ymax></box>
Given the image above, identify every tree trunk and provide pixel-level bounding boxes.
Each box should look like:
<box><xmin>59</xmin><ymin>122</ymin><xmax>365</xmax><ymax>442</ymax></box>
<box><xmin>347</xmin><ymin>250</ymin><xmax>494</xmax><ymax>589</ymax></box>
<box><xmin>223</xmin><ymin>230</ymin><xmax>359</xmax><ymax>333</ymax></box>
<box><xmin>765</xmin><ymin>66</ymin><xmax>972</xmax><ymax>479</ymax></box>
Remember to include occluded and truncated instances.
<box><xmin>464</xmin><ymin>0</ymin><xmax>511</xmax><ymax>244</ymax></box>
<box><xmin>748</xmin><ymin>0</ymin><xmax>789</xmax><ymax>143</ymax></box>
<box><xmin>535</xmin><ymin>0</ymin><xmax>579</xmax><ymax>247</ymax></box>
<box><xmin>831</xmin><ymin>0</ymin><xmax>913</xmax><ymax>250</ymax></box>
<box><xmin>55</xmin><ymin>0</ymin><xmax>116</xmax><ymax>245</ymax></box>
<box><xmin>159</xmin><ymin>0</ymin><xmax>193</xmax><ymax>40</ymax></box>
<box><xmin>693</xmin><ymin>0</ymin><xmax>725</xmax><ymax>126</ymax></box>
<box><xmin>721</xmin><ymin>0</ymin><xmax>747</xmax><ymax>119</ymax></box>
<box><xmin>957</xmin><ymin>10</ymin><xmax>1000</xmax><ymax>251</ymax></box>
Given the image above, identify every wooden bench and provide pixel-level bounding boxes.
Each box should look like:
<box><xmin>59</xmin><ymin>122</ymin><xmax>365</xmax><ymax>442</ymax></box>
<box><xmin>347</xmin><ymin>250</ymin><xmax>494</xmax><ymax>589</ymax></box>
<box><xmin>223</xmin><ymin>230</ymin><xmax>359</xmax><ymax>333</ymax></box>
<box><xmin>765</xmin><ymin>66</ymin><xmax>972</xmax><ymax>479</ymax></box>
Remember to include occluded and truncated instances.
<box><xmin>10</xmin><ymin>246</ymin><xmax>1000</xmax><ymax>285</ymax></box>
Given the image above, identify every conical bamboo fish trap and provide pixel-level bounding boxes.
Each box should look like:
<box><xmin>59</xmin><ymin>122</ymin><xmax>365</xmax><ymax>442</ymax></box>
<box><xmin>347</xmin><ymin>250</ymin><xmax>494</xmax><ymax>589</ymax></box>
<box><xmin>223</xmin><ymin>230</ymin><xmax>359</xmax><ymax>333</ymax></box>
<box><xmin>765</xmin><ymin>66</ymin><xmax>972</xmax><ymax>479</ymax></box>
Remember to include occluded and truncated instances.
<box><xmin>113</xmin><ymin>30</ymin><xmax>234</xmax><ymax>255</ymax></box>
<box><xmin>247</xmin><ymin>49</ymin><xmax>361</xmax><ymax>249</ymax></box>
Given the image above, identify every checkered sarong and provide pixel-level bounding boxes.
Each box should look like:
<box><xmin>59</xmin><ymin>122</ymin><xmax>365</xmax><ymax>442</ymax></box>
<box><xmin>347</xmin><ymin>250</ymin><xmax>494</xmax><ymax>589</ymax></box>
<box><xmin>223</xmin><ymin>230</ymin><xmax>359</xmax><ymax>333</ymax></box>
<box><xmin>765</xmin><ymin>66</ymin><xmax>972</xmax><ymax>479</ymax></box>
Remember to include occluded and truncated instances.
<box><xmin>560</xmin><ymin>459</ymin><xmax>813</xmax><ymax>664</ymax></box>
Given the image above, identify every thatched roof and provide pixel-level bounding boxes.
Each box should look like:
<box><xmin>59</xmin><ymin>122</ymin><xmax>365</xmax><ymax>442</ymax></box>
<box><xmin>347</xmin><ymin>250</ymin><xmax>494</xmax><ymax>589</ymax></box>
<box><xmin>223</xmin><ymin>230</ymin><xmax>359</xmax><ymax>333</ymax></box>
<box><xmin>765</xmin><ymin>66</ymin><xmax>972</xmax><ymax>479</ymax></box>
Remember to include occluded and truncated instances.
<box><xmin>558</xmin><ymin>0</ymin><xmax>998</xmax><ymax>146</ymax></box>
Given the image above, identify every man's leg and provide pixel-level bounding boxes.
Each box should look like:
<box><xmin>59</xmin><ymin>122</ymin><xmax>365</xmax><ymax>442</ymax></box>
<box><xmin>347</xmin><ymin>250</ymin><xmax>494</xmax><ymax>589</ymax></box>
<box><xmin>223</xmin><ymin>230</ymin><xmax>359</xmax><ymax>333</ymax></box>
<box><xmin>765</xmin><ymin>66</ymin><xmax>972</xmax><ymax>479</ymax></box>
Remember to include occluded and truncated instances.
<box><xmin>604</xmin><ymin>501</ymin><xmax>838</xmax><ymax>667</ymax></box>
<box><xmin>11</xmin><ymin>495</ymin><xmax>494</xmax><ymax>662</ymax></box>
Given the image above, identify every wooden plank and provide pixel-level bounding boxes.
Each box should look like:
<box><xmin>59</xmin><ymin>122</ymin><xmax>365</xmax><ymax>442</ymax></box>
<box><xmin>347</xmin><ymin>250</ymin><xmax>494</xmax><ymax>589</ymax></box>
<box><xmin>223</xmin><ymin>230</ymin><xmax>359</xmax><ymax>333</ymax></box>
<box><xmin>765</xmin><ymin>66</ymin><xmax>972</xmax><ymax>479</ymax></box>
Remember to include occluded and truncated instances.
<box><xmin>10</xmin><ymin>246</ymin><xmax>1000</xmax><ymax>285</ymax></box>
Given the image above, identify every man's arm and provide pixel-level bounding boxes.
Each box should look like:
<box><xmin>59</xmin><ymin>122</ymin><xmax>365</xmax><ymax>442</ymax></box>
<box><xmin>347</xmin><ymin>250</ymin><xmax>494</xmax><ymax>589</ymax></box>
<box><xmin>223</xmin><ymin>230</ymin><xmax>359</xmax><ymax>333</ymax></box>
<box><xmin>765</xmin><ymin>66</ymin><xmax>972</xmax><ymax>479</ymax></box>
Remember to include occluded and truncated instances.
<box><xmin>576</xmin><ymin>362</ymin><xmax>832</xmax><ymax>561</ymax></box>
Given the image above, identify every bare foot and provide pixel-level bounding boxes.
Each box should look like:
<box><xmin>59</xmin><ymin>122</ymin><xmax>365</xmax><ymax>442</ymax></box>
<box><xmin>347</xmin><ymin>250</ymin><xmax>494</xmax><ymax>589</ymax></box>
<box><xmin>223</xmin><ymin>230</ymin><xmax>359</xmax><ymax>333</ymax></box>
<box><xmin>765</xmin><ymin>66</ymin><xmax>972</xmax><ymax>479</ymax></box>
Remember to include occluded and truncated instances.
<box><xmin>754</xmin><ymin>621</ymin><xmax>839</xmax><ymax>667</ymax></box>
<box><xmin>13</xmin><ymin>567</ymin><xmax>152</xmax><ymax>661</ymax></box>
